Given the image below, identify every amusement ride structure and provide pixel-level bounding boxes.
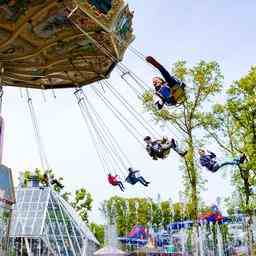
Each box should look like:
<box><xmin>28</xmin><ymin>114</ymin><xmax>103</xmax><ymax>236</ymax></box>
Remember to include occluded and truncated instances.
<box><xmin>0</xmin><ymin>1</ymin><xmax>252</xmax><ymax>256</ymax></box>
<box><xmin>0</xmin><ymin>0</ymin><xmax>140</xmax><ymax>255</ymax></box>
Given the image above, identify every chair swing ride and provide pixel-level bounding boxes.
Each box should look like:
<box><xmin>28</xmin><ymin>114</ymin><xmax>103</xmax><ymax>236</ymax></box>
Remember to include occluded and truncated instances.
<box><xmin>1</xmin><ymin>2</ymin><xmax>249</xmax><ymax>256</ymax></box>
<box><xmin>0</xmin><ymin>0</ymin><xmax>134</xmax><ymax>89</ymax></box>
<box><xmin>0</xmin><ymin>0</ymin><xmax>190</xmax><ymax>193</ymax></box>
<box><xmin>0</xmin><ymin>0</ymin><xmax>135</xmax><ymax>186</ymax></box>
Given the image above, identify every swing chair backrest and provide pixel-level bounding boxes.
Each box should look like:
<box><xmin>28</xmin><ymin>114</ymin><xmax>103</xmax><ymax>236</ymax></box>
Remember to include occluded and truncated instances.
<box><xmin>161</xmin><ymin>148</ymin><xmax>170</xmax><ymax>159</ymax></box>
<box><xmin>171</xmin><ymin>84</ymin><xmax>186</xmax><ymax>104</ymax></box>
<box><xmin>126</xmin><ymin>178</ymin><xmax>136</xmax><ymax>185</ymax></box>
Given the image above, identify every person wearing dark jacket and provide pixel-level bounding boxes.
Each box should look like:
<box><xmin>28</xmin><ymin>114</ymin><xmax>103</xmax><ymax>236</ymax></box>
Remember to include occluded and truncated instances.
<box><xmin>146</xmin><ymin>56</ymin><xmax>186</xmax><ymax>109</ymax></box>
<box><xmin>41</xmin><ymin>173</ymin><xmax>49</xmax><ymax>187</ymax></box>
<box><xmin>144</xmin><ymin>136</ymin><xmax>187</xmax><ymax>160</ymax></box>
<box><xmin>108</xmin><ymin>174</ymin><xmax>125</xmax><ymax>191</ymax></box>
<box><xmin>198</xmin><ymin>149</ymin><xmax>246</xmax><ymax>173</ymax></box>
<box><xmin>42</xmin><ymin>173</ymin><xmax>64</xmax><ymax>189</ymax></box>
<box><xmin>51</xmin><ymin>178</ymin><xmax>64</xmax><ymax>189</ymax></box>
<box><xmin>125</xmin><ymin>168</ymin><xmax>150</xmax><ymax>187</ymax></box>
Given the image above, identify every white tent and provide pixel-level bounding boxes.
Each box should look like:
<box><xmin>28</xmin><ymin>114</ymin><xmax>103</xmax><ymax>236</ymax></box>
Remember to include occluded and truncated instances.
<box><xmin>94</xmin><ymin>246</ymin><xmax>128</xmax><ymax>255</ymax></box>
<box><xmin>131</xmin><ymin>247</ymin><xmax>162</xmax><ymax>256</ymax></box>
<box><xmin>9</xmin><ymin>186</ymin><xmax>99</xmax><ymax>255</ymax></box>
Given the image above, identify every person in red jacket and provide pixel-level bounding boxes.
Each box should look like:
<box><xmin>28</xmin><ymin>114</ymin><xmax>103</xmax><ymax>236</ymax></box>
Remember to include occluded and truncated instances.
<box><xmin>107</xmin><ymin>174</ymin><xmax>125</xmax><ymax>192</ymax></box>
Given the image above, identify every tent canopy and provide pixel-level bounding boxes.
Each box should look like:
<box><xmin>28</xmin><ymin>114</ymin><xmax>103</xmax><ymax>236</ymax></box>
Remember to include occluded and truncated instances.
<box><xmin>94</xmin><ymin>246</ymin><xmax>128</xmax><ymax>255</ymax></box>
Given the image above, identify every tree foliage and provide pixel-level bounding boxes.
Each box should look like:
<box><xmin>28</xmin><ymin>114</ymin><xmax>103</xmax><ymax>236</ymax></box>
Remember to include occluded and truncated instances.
<box><xmin>201</xmin><ymin>66</ymin><xmax>256</xmax><ymax>215</ymax></box>
<box><xmin>142</xmin><ymin>60</ymin><xmax>223</xmax><ymax>220</ymax></box>
<box><xmin>199</xmin><ymin>67</ymin><xmax>256</xmax><ymax>255</ymax></box>
<box><xmin>103</xmin><ymin>196</ymin><xmax>207</xmax><ymax>236</ymax></box>
<box><xmin>90</xmin><ymin>222</ymin><xmax>105</xmax><ymax>246</ymax></box>
<box><xmin>71</xmin><ymin>188</ymin><xmax>93</xmax><ymax>224</ymax></box>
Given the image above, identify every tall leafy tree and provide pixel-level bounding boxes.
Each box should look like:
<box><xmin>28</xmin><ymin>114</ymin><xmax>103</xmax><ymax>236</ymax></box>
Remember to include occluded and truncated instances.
<box><xmin>137</xmin><ymin>198</ymin><xmax>151</xmax><ymax>226</ymax></box>
<box><xmin>71</xmin><ymin>188</ymin><xmax>93</xmax><ymax>224</ymax></box>
<box><xmin>143</xmin><ymin>60</ymin><xmax>223</xmax><ymax>220</ymax></box>
<box><xmin>151</xmin><ymin>201</ymin><xmax>163</xmax><ymax>228</ymax></box>
<box><xmin>127</xmin><ymin>198</ymin><xmax>137</xmax><ymax>232</ymax></box>
<box><xmin>201</xmin><ymin>66</ymin><xmax>256</xmax><ymax>254</ymax></box>
<box><xmin>106</xmin><ymin>196</ymin><xmax>127</xmax><ymax>236</ymax></box>
<box><xmin>160</xmin><ymin>201</ymin><xmax>171</xmax><ymax>228</ymax></box>
<box><xmin>105</xmin><ymin>197</ymin><xmax>154</xmax><ymax>236</ymax></box>
<box><xmin>103</xmin><ymin>196</ymin><xmax>205</xmax><ymax>236</ymax></box>
<box><xmin>90</xmin><ymin>222</ymin><xmax>105</xmax><ymax>246</ymax></box>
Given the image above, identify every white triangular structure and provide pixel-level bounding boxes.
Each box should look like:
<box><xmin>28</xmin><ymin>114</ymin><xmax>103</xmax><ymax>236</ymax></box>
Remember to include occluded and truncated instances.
<box><xmin>9</xmin><ymin>184</ymin><xmax>99</xmax><ymax>256</ymax></box>
<box><xmin>94</xmin><ymin>245</ymin><xmax>128</xmax><ymax>255</ymax></box>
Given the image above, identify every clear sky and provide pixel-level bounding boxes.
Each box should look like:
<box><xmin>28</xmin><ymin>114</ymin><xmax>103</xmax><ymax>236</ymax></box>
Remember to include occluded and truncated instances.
<box><xmin>2</xmin><ymin>0</ymin><xmax>256</xmax><ymax>223</ymax></box>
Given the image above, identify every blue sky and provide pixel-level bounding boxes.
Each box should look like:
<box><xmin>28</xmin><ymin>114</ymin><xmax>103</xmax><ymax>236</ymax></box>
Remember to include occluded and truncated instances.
<box><xmin>2</xmin><ymin>1</ymin><xmax>256</xmax><ymax>223</ymax></box>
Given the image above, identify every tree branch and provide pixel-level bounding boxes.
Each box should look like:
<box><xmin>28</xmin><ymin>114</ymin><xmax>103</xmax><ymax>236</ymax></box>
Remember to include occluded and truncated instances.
<box><xmin>205</xmin><ymin>129</ymin><xmax>233</xmax><ymax>153</ymax></box>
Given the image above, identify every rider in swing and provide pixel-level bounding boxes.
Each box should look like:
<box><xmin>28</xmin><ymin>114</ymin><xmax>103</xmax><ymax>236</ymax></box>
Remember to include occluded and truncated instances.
<box><xmin>198</xmin><ymin>149</ymin><xmax>246</xmax><ymax>173</ymax></box>
<box><xmin>125</xmin><ymin>168</ymin><xmax>150</xmax><ymax>187</ymax></box>
<box><xmin>108</xmin><ymin>173</ymin><xmax>125</xmax><ymax>192</ymax></box>
<box><xmin>144</xmin><ymin>136</ymin><xmax>187</xmax><ymax>160</ymax></box>
<box><xmin>146</xmin><ymin>56</ymin><xmax>186</xmax><ymax>109</ymax></box>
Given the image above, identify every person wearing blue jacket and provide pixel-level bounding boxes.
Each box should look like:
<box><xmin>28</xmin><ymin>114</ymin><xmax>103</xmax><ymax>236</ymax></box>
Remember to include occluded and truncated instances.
<box><xmin>146</xmin><ymin>56</ymin><xmax>186</xmax><ymax>109</ymax></box>
<box><xmin>125</xmin><ymin>168</ymin><xmax>150</xmax><ymax>187</ymax></box>
<box><xmin>198</xmin><ymin>149</ymin><xmax>246</xmax><ymax>173</ymax></box>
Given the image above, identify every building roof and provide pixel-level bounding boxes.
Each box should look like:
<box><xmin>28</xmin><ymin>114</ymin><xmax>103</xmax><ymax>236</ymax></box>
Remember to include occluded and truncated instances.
<box><xmin>10</xmin><ymin>186</ymin><xmax>99</xmax><ymax>255</ymax></box>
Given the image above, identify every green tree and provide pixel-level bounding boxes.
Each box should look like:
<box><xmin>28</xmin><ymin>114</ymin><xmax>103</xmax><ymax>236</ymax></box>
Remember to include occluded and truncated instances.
<box><xmin>151</xmin><ymin>202</ymin><xmax>163</xmax><ymax>228</ymax></box>
<box><xmin>114</xmin><ymin>197</ymin><xmax>127</xmax><ymax>236</ymax></box>
<box><xmin>161</xmin><ymin>201</ymin><xmax>171</xmax><ymax>228</ymax></box>
<box><xmin>23</xmin><ymin>170</ymin><xmax>32</xmax><ymax>187</ymax></box>
<box><xmin>90</xmin><ymin>222</ymin><xmax>105</xmax><ymax>246</ymax></box>
<box><xmin>105</xmin><ymin>197</ymin><xmax>149</xmax><ymax>235</ymax></box>
<box><xmin>201</xmin><ymin>66</ymin><xmax>256</xmax><ymax>255</ymax></box>
<box><xmin>143</xmin><ymin>60</ymin><xmax>223</xmax><ymax>220</ymax></box>
<box><xmin>104</xmin><ymin>196</ymin><xmax>201</xmax><ymax>235</ymax></box>
<box><xmin>127</xmin><ymin>198</ymin><xmax>137</xmax><ymax>232</ymax></box>
<box><xmin>171</xmin><ymin>202</ymin><xmax>185</xmax><ymax>222</ymax></box>
<box><xmin>71</xmin><ymin>188</ymin><xmax>93</xmax><ymax>224</ymax></box>
<box><xmin>137</xmin><ymin>198</ymin><xmax>151</xmax><ymax>226</ymax></box>
<box><xmin>106</xmin><ymin>196</ymin><xmax>127</xmax><ymax>236</ymax></box>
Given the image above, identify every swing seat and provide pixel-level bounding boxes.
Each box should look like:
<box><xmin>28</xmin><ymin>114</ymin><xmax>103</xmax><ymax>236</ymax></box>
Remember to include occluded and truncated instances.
<box><xmin>171</xmin><ymin>84</ymin><xmax>186</xmax><ymax>105</ymax></box>
<box><xmin>157</xmin><ymin>148</ymin><xmax>170</xmax><ymax>159</ymax></box>
<box><xmin>153</xmin><ymin>94</ymin><xmax>163</xmax><ymax>105</ymax></box>
<box><xmin>126</xmin><ymin>177</ymin><xmax>137</xmax><ymax>185</ymax></box>
<box><xmin>162</xmin><ymin>149</ymin><xmax>170</xmax><ymax>159</ymax></box>
<box><xmin>154</xmin><ymin>84</ymin><xmax>186</xmax><ymax>108</ymax></box>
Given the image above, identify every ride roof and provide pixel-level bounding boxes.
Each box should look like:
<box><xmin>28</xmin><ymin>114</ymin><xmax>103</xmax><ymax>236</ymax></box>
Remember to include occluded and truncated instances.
<box><xmin>0</xmin><ymin>0</ymin><xmax>134</xmax><ymax>89</ymax></box>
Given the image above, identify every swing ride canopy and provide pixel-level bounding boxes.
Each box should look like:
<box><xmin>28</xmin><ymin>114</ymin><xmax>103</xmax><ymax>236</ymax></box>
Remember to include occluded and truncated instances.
<box><xmin>0</xmin><ymin>0</ymin><xmax>134</xmax><ymax>89</ymax></box>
